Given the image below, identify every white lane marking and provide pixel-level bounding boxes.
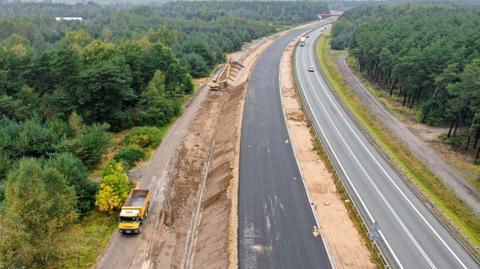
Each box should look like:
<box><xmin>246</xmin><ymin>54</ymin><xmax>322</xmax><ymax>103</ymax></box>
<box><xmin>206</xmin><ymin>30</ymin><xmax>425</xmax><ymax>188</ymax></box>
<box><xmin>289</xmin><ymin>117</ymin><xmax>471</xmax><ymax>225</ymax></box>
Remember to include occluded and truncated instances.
<box><xmin>301</xmin><ymin>45</ymin><xmax>437</xmax><ymax>269</ymax></box>
<box><xmin>294</xmin><ymin>38</ymin><xmax>404</xmax><ymax>269</ymax></box>
<box><xmin>278</xmin><ymin>28</ymin><xmax>337</xmax><ymax>269</ymax></box>
<box><xmin>277</xmin><ymin>30</ymin><xmax>321</xmax><ymax>228</ymax></box>
<box><xmin>307</xmin><ymin>28</ymin><xmax>468</xmax><ymax>269</ymax></box>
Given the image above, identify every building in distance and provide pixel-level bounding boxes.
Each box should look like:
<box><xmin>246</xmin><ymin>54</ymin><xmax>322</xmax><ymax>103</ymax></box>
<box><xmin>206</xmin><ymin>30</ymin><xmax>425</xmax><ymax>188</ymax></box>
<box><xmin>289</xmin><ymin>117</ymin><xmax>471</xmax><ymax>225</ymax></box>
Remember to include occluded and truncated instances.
<box><xmin>55</xmin><ymin>17</ymin><xmax>83</xmax><ymax>21</ymax></box>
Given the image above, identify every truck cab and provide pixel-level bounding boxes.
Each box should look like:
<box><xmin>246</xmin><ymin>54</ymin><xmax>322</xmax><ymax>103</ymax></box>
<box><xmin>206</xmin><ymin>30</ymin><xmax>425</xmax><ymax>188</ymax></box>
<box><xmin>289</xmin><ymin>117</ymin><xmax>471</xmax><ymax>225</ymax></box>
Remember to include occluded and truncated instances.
<box><xmin>299</xmin><ymin>37</ymin><xmax>306</xmax><ymax>47</ymax></box>
<box><xmin>119</xmin><ymin>208</ymin><xmax>142</xmax><ymax>234</ymax></box>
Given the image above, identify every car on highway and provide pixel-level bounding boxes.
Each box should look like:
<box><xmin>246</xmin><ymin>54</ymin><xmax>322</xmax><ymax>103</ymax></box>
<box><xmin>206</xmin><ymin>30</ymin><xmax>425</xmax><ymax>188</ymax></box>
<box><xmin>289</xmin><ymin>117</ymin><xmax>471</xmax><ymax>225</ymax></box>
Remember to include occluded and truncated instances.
<box><xmin>307</xmin><ymin>65</ymin><xmax>315</xmax><ymax>72</ymax></box>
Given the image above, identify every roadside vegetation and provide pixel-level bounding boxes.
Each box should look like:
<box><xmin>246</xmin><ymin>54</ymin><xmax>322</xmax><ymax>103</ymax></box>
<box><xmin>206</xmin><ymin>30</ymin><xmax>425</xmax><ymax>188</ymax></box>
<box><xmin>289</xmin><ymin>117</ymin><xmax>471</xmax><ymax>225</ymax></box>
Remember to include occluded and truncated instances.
<box><xmin>331</xmin><ymin>4</ymin><xmax>480</xmax><ymax>164</ymax></box>
<box><xmin>317</xmin><ymin>31</ymin><xmax>480</xmax><ymax>253</ymax></box>
<box><xmin>0</xmin><ymin>1</ymin><xmax>328</xmax><ymax>268</ymax></box>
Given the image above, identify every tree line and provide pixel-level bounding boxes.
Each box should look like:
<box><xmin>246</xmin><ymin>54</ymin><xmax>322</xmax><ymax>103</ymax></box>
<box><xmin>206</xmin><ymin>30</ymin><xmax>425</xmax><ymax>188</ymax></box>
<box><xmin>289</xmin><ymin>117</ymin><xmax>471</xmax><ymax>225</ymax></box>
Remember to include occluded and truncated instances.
<box><xmin>0</xmin><ymin>1</ymin><xmax>329</xmax><ymax>267</ymax></box>
<box><xmin>0</xmin><ymin>2</ymin><xmax>279</xmax><ymax>77</ymax></box>
<box><xmin>331</xmin><ymin>4</ymin><xmax>480</xmax><ymax>161</ymax></box>
<box><xmin>158</xmin><ymin>1</ymin><xmax>328</xmax><ymax>23</ymax></box>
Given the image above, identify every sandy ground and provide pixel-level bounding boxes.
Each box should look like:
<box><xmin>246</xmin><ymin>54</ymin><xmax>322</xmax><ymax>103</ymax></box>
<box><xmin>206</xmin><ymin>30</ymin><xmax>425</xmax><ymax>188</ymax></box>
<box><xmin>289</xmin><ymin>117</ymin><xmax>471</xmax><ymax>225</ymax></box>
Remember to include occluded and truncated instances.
<box><xmin>337</xmin><ymin>54</ymin><xmax>480</xmax><ymax>215</ymax></box>
<box><xmin>96</xmin><ymin>24</ymin><xmax>327</xmax><ymax>269</ymax></box>
<box><xmin>96</xmin><ymin>30</ymin><xmax>287</xmax><ymax>269</ymax></box>
<box><xmin>95</xmin><ymin>76</ymin><xmax>211</xmax><ymax>269</ymax></box>
<box><xmin>187</xmin><ymin>33</ymin><xmax>281</xmax><ymax>269</ymax></box>
<box><xmin>160</xmin><ymin>87</ymin><xmax>224</xmax><ymax>269</ymax></box>
<box><xmin>189</xmin><ymin>82</ymin><xmax>245</xmax><ymax>269</ymax></box>
<box><xmin>147</xmin><ymin>35</ymin><xmax>280</xmax><ymax>269</ymax></box>
<box><xmin>280</xmin><ymin>38</ymin><xmax>376</xmax><ymax>269</ymax></box>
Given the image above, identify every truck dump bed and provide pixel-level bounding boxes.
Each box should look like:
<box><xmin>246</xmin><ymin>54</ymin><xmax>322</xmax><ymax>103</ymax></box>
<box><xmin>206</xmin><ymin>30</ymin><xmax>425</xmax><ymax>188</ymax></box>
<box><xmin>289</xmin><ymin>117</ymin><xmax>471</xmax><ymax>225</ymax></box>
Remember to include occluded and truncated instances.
<box><xmin>125</xmin><ymin>189</ymin><xmax>149</xmax><ymax>207</ymax></box>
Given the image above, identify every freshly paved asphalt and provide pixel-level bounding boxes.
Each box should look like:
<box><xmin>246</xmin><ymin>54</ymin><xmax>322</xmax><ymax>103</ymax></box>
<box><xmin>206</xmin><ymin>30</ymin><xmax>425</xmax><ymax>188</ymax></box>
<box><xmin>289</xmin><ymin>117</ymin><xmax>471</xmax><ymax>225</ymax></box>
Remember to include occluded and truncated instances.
<box><xmin>295</xmin><ymin>26</ymin><xmax>480</xmax><ymax>269</ymax></box>
<box><xmin>238</xmin><ymin>23</ymin><xmax>334</xmax><ymax>269</ymax></box>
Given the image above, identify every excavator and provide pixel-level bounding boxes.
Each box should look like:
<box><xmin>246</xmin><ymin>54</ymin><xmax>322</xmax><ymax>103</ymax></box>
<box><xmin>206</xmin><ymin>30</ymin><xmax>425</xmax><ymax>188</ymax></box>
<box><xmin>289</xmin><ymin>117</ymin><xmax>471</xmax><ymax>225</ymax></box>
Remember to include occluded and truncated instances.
<box><xmin>208</xmin><ymin>58</ymin><xmax>243</xmax><ymax>90</ymax></box>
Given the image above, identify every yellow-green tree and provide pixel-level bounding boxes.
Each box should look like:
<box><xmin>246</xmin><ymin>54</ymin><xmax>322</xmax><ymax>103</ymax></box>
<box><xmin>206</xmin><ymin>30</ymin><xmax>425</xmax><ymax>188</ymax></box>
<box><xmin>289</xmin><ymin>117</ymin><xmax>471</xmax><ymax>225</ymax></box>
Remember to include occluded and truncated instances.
<box><xmin>62</xmin><ymin>29</ymin><xmax>93</xmax><ymax>51</ymax></box>
<box><xmin>0</xmin><ymin>158</ymin><xmax>77</xmax><ymax>267</ymax></box>
<box><xmin>95</xmin><ymin>162</ymin><xmax>133</xmax><ymax>212</ymax></box>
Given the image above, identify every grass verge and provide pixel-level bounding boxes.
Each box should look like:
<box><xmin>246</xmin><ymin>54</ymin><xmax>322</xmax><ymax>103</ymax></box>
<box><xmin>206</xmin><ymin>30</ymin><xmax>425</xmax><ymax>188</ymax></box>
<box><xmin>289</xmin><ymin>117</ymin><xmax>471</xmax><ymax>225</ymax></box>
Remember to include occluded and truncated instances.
<box><xmin>344</xmin><ymin>55</ymin><xmax>480</xmax><ymax>194</ymax></box>
<box><xmin>45</xmin><ymin>211</ymin><xmax>116</xmax><ymax>269</ymax></box>
<box><xmin>55</xmin><ymin>80</ymin><xmax>202</xmax><ymax>269</ymax></box>
<box><xmin>92</xmin><ymin>81</ymin><xmax>200</xmax><ymax>177</ymax></box>
<box><xmin>317</xmin><ymin>31</ymin><xmax>480</xmax><ymax>254</ymax></box>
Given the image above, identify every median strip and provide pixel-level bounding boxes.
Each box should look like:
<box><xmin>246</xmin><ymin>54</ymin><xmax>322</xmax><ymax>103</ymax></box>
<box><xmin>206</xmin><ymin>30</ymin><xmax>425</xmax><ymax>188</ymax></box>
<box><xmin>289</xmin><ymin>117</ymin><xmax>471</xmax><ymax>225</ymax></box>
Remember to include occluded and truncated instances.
<box><xmin>282</xmin><ymin>31</ymin><xmax>377</xmax><ymax>268</ymax></box>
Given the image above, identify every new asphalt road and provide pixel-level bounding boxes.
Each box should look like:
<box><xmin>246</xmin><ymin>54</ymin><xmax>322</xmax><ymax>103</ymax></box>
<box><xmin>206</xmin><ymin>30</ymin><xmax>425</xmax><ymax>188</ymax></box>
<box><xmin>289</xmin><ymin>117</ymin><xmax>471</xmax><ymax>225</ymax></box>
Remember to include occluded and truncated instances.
<box><xmin>295</xmin><ymin>26</ymin><xmax>480</xmax><ymax>269</ymax></box>
<box><xmin>238</xmin><ymin>21</ymin><xmax>335</xmax><ymax>269</ymax></box>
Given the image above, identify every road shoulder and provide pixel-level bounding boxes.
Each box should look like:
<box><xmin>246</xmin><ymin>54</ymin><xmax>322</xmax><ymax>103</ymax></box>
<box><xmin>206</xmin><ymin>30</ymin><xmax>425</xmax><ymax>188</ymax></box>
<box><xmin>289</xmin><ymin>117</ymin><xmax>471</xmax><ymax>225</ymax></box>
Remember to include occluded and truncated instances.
<box><xmin>280</xmin><ymin>34</ymin><xmax>376</xmax><ymax>268</ymax></box>
<box><xmin>316</xmin><ymin>30</ymin><xmax>480</xmax><ymax>259</ymax></box>
<box><xmin>337</xmin><ymin>53</ymin><xmax>480</xmax><ymax>215</ymax></box>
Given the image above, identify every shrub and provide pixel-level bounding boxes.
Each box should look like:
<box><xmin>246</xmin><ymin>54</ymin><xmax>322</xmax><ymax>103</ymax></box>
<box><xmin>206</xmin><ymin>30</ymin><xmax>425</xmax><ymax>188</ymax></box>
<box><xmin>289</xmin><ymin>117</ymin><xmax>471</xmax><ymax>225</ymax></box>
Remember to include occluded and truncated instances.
<box><xmin>136</xmin><ymin>97</ymin><xmax>181</xmax><ymax>127</ymax></box>
<box><xmin>0</xmin><ymin>117</ymin><xmax>60</xmax><ymax>160</ymax></box>
<box><xmin>96</xmin><ymin>162</ymin><xmax>133</xmax><ymax>212</ymax></box>
<box><xmin>135</xmin><ymin>70</ymin><xmax>182</xmax><ymax>127</ymax></box>
<box><xmin>446</xmin><ymin>136</ymin><xmax>462</xmax><ymax>148</ymax></box>
<box><xmin>0</xmin><ymin>151</ymin><xmax>12</xmax><ymax>183</ymax></box>
<box><xmin>56</xmin><ymin>124</ymin><xmax>112</xmax><ymax>169</ymax></box>
<box><xmin>46</xmin><ymin>153</ymin><xmax>98</xmax><ymax>214</ymax></box>
<box><xmin>123</xmin><ymin>126</ymin><xmax>162</xmax><ymax>150</ymax></box>
<box><xmin>113</xmin><ymin>145</ymin><xmax>146</xmax><ymax>169</ymax></box>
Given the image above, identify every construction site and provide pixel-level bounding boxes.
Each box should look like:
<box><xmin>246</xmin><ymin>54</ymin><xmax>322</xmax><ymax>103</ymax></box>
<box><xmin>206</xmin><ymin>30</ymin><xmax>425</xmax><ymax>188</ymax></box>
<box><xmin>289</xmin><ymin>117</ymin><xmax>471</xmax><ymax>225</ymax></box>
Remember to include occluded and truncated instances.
<box><xmin>95</xmin><ymin>20</ymin><xmax>375</xmax><ymax>268</ymax></box>
<box><xmin>96</xmin><ymin>32</ymin><xmax>281</xmax><ymax>269</ymax></box>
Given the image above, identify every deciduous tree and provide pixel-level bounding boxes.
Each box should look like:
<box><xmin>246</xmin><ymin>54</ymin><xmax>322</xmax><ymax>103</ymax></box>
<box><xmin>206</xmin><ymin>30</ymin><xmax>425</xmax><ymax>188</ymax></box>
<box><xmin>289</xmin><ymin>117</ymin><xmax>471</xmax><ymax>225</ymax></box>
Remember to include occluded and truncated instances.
<box><xmin>95</xmin><ymin>162</ymin><xmax>133</xmax><ymax>212</ymax></box>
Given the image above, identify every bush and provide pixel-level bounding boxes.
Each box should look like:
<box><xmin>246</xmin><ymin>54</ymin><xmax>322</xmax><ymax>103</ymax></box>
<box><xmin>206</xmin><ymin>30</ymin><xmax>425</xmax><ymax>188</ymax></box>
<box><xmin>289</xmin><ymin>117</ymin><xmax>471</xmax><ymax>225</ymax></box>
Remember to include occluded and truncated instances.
<box><xmin>135</xmin><ymin>70</ymin><xmax>182</xmax><ymax>127</ymax></box>
<box><xmin>96</xmin><ymin>162</ymin><xmax>133</xmax><ymax>212</ymax></box>
<box><xmin>123</xmin><ymin>126</ymin><xmax>162</xmax><ymax>150</ymax></box>
<box><xmin>136</xmin><ymin>97</ymin><xmax>181</xmax><ymax>127</ymax></box>
<box><xmin>446</xmin><ymin>136</ymin><xmax>462</xmax><ymax>148</ymax></box>
<box><xmin>46</xmin><ymin>153</ymin><xmax>98</xmax><ymax>214</ymax></box>
<box><xmin>0</xmin><ymin>151</ymin><xmax>12</xmax><ymax>183</ymax></box>
<box><xmin>184</xmin><ymin>52</ymin><xmax>210</xmax><ymax>77</ymax></box>
<box><xmin>113</xmin><ymin>145</ymin><xmax>146</xmax><ymax>169</ymax></box>
<box><xmin>56</xmin><ymin>124</ymin><xmax>112</xmax><ymax>169</ymax></box>
<box><xmin>0</xmin><ymin>117</ymin><xmax>61</xmax><ymax>160</ymax></box>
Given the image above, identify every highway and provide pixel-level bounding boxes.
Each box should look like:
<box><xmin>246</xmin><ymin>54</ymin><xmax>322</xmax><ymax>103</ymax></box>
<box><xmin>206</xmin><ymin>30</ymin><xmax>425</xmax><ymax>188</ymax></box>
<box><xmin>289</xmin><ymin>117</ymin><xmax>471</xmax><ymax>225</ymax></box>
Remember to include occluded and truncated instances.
<box><xmin>295</xmin><ymin>26</ymin><xmax>480</xmax><ymax>269</ymax></box>
<box><xmin>238</xmin><ymin>22</ymin><xmax>334</xmax><ymax>269</ymax></box>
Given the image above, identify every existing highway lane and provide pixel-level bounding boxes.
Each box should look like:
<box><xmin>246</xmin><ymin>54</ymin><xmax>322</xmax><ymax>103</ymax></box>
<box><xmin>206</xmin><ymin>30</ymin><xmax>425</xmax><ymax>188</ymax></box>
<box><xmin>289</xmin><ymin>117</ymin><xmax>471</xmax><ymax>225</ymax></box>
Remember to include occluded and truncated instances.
<box><xmin>238</xmin><ymin>21</ymin><xmax>335</xmax><ymax>269</ymax></box>
<box><xmin>295</xmin><ymin>26</ymin><xmax>479</xmax><ymax>269</ymax></box>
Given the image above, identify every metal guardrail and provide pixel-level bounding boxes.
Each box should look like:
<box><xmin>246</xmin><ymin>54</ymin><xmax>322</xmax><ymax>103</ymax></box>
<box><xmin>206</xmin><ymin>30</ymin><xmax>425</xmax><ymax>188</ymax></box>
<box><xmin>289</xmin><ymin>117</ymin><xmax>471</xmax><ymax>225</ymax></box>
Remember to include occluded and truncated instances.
<box><xmin>337</xmin><ymin>54</ymin><xmax>480</xmax><ymax>263</ymax></box>
<box><xmin>292</xmin><ymin>31</ymin><xmax>400</xmax><ymax>269</ymax></box>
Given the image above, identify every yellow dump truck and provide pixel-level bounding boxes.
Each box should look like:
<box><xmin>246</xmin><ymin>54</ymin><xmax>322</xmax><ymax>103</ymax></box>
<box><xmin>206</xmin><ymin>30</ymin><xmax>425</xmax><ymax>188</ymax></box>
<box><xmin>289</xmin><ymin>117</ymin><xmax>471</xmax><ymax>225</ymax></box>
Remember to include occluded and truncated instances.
<box><xmin>118</xmin><ymin>189</ymin><xmax>152</xmax><ymax>234</ymax></box>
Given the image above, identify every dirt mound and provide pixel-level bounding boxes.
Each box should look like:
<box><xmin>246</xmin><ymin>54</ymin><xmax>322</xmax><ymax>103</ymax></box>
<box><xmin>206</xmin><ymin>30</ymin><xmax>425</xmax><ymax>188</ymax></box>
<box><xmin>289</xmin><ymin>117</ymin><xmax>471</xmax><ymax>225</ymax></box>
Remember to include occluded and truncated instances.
<box><xmin>192</xmin><ymin>83</ymin><xmax>247</xmax><ymax>269</ymax></box>
<box><xmin>162</xmin><ymin>91</ymin><xmax>225</xmax><ymax>268</ymax></box>
<box><xmin>287</xmin><ymin>111</ymin><xmax>305</xmax><ymax>122</ymax></box>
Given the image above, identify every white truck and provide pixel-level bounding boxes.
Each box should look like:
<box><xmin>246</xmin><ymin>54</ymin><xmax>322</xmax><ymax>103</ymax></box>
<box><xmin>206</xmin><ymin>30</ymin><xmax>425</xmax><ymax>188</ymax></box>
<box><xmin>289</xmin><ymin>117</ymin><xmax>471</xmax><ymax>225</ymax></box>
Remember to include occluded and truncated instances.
<box><xmin>300</xmin><ymin>37</ymin><xmax>306</xmax><ymax>47</ymax></box>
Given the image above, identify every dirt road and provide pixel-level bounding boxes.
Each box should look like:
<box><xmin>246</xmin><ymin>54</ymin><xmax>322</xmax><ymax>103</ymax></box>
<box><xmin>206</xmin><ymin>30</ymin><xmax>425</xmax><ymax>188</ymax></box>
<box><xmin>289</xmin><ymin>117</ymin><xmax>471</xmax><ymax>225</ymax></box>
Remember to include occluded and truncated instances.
<box><xmin>95</xmin><ymin>31</ymin><xmax>284</xmax><ymax>269</ymax></box>
<box><xmin>337</xmin><ymin>54</ymin><xmax>480</xmax><ymax>216</ymax></box>
<box><xmin>95</xmin><ymin>82</ymin><xmax>210</xmax><ymax>269</ymax></box>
